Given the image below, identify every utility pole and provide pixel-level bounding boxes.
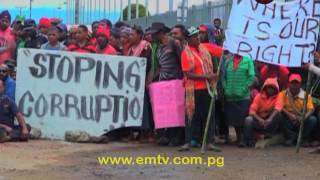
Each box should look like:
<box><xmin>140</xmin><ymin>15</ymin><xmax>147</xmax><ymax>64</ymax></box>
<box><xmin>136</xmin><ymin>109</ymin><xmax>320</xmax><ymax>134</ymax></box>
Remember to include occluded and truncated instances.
<box><xmin>114</xmin><ymin>0</ymin><xmax>117</xmax><ymax>20</ymax></box>
<box><xmin>104</xmin><ymin>0</ymin><xmax>106</xmax><ymax>18</ymax></box>
<box><xmin>136</xmin><ymin>0</ymin><xmax>139</xmax><ymax>19</ymax></box>
<box><xmin>29</xmin><ymin>0</ymin><xmax>32</xmax><ymax>18</ymax></box>
<box><xmin>156</xmin><ymin>0</ymin><xmax>159</xmax><ymax>14</ymax></box>
<box><xmin>145</xmin><ymin>0</ymin><xmax>148</xmax><ymax>17</ymax></box>
<box><xmin>108</xmin><ymin>0</ymin><xmax>111</xmax><ymax>19</ymax></box>
<box><xmin>120</xmin><ymin>0</ymin><xmax>123</xmax><ymax>21</ymax></box>
<box><xmin>169</xmin><ymin>0</ymin><xmax>173</xmax><ymax>12</ymax></box>
<box><xmin>128</xmin><ymin>0</ymin><xmax>131</xmax><ymax>21</ymax></box>
<box><xmin>75</xmin><ymin>0</ymin><xmax>80</xmax><ymax>24</ymax></box>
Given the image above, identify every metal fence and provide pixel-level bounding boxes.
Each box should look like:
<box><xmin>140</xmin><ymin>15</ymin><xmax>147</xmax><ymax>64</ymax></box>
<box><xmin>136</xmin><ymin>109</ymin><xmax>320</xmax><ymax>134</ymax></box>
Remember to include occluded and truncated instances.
<box><xmin>126</xmin><ymin>0</ymin><xmax>232</xmax><ymax>29</ymax></box>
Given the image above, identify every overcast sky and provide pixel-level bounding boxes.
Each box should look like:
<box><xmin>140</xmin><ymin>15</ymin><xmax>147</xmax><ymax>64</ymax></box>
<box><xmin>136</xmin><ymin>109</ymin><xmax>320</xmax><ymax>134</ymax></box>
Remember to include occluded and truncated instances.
<box><xmin>0</xmin><ymin>0</ymin><xmax>213</xmax><ymax>12</ymax></box>
<box><xmin>0</xmin><ymin>0</ymin><xmax>217</xmax><ymax>23</ymax></box>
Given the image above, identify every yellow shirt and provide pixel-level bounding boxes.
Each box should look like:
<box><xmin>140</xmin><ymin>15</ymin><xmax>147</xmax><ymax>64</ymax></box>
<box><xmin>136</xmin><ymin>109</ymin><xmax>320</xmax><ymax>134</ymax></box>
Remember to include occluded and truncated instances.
<box><xmin>275</xmin><ymin>89</ymin><xmax>314</xmax><ymax>115</ymax></box>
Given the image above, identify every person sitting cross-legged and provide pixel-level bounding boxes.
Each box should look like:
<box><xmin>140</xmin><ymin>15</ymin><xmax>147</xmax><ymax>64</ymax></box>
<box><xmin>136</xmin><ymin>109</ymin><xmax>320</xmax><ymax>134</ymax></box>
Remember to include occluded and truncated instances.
<box><xmin>0</xmin><ymin>80</ymin><xmax>30</xmax><ymax>142</ymax></box>
<box><xmin>241</xmin><ymin>78</ymin><xmax>281</xmax><ymax>147</ymax></box>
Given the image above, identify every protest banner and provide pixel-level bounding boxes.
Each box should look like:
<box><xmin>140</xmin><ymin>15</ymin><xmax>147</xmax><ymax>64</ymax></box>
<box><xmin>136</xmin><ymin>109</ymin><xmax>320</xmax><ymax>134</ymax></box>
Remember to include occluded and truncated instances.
<box><xmin>16</xmin><ymin>48</ymin><xmax>146</xmax><ymax>139</ymax></box>
<box><xmin>149</xmin><ymin>80</ymin><xmax>185</xmax><ymax>129</ymax></box>
<box><xmin>224</xmin><ymin>0</ymin><xmax>320</xmax><ymax>67</ymax></box>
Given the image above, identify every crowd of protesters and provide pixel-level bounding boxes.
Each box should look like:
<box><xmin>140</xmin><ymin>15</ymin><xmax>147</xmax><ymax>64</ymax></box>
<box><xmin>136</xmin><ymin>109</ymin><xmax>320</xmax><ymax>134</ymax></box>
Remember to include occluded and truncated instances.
<box><xmin>1</xmin><ymin>9</ymin><xmax>320</xmax><ymax>153</ymax></box>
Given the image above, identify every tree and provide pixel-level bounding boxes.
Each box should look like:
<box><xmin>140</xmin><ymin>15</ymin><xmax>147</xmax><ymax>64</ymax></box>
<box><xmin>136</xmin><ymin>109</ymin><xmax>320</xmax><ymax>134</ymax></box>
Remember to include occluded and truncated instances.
<box><xmin>122</xmin><ymin>4</ymin><xmax>150</xmax><ymax>21</ymax></box>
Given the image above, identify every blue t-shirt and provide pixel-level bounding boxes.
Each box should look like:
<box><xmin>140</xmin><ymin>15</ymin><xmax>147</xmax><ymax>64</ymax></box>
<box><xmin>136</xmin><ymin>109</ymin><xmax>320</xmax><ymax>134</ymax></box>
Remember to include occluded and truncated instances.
<box><xmin>0</xmin><ymin>95</ymin><xmax>19</xmax><ymax>128</ymax></box>
<box><xmin>4</xmin><ymin>76</ymin><xmax>16</xmax><ymax>101</ymax></box>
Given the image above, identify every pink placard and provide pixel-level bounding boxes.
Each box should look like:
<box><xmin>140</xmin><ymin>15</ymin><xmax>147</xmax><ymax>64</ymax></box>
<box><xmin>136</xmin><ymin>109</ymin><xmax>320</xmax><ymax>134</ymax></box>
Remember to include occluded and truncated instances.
<box><xmin>149</xmin><ymin>80</ymin><xmax>185</xmax><ymax>129</ymax></box>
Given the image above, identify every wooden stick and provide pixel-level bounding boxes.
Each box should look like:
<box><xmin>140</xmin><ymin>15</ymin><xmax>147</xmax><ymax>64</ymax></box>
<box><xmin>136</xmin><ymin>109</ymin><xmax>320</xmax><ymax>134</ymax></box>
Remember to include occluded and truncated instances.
<box><xmin>296</xmin><ymin>71</ymin><xmax>312</xmax><ymax>153</ymax></box>
<box><xmin>201</xmin><ymin>52</ymin><xmax>224</xmax><ymax>154</ymax></box>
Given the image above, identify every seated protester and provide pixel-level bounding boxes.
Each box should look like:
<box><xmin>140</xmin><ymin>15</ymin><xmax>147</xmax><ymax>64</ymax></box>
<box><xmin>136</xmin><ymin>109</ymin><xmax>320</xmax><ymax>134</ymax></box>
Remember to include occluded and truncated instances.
<box><xmin>95</xmin><ymin>25</ymin><xmax>117</xmax><ymax>55</ymax></box>
<box><xmin>259</xmin><ymin>63</ymin><xmax>289</xmax><ymax>90</ymax></box>
<box><xmin>4</xmin><ymin>59</ymin><xmax>16</xmax><ymax>77</ymax></box>
<box><xmin>242</xmin><ymin>78</ymin><xmax>281</xmax><ymax>147</ymax></box>
<box><xmin>67</xmin><ymin>25</ymin><xmax>96</xmax><ymax>53</ymax></box>
<box><xmin>0</xmin><ymin>80</ymin><xmax>30</xmax><ymax>142</ymax></box>
<box><xmin>0</xmin><ymin>64</ymin><xmax>15</xmax><ymax>101</ymax></box>
<box><xmin>40</xmin><ymin>26</ymin><xmax>66</xmax><ymax>51</ymax></box>
<box><xmin>275</xmin><ymin>74</ymin><xmax>317</xmax><ymax>146</ymax></box>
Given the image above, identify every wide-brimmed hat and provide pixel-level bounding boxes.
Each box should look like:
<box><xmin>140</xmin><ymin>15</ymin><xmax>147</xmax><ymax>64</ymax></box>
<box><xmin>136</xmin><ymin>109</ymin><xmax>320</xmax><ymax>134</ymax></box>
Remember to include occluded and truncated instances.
<box><xmin>147</xmin><ymin>22</ymin><xmax>171</xmax><ymax>34</ymax></box>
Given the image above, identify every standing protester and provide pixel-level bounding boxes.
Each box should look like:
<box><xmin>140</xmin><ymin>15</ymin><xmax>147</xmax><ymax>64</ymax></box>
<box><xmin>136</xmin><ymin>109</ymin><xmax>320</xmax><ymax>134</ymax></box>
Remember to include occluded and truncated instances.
<box><xmin>170</xmin><ymin>24</ymin><xmax>187</xmax><ymax>50</ymax></box>
<box><xmin>222</xmin><ymin>54</ymin><xmax>255</xmax><ymax>145</ymax></box>
<box><xmin>95</xmin><ymin>25</ymin><xmax>117</xmax><ymax>55</ymax></box>
<box><xmin>67</xmin><ymin>25</ymin><xmax>96</xmax><ymax>53</ymax></box>
<box><xmin>212</xmin><ymin>18</ymin><xmax>225</xmax><ymax>47</ymax></box>
<box><xmin>56</xmin><ymin>23</ymin><xmax>68</xmax><ymax>46</ymax></box>
<box><xmin>180</xmin><ymin>26</ymin><xmax>222</xmax><ymax>151</ymax></box>
<box><xmin>0</xmin><ymin>10</ymin><xmax>16</xmax><ymax>65</ymax></box>
<box><xmin>0</xmin><ymin>64</ymin><xmax>15</xmax><ymax>101</ymax></box>
<box><xmin>199</xmin><ymin>23</ymin><xmax>216</xmax><ymax>45</ymax></box>
<box><xmin>38</xmin><ymin>17</ymin><xmax>51</xmax><ymax>39</ymax></box>
<box><xmin>199</xmin><ymin>23</ymin><xmax>229</xmax><ymax>140</ymax></box>
<box><xmin>67</xmin><ymin>26</ymin><xmax>78</xmax><ymax>46</ymax></box>
<box><xmin>41</xmin><ymin>27</ymin><xmax>66</xmax><ymax>51</ymax></box>
<box><xmin>128</xmin><ymin>25</ymin><xmax>154</xmax><ymax>142</ymax></box>
<box><xmin>148</xmin><ymin>22</ymin><xmax>184</xmax><ymax>146</ymax></box>
<box><xmin>275</xmin><ymin>74</ymin><xmax>317</xmax><ymax>146</ymax></box>
<box><xmin>242</xmin><ymin>78</ymin><xmax>281</xmax><ymax>147</ymax></box>
<box><xmin>109</xmin><ymin>28</ymin><xmax>122</xmax><ymax>55</ymax></box>
<box><xmin>0</xmin><ymin>80</ymin><xmax>30</xmax><ymax>142</ymax></box>
<box><xmin>120</xmin><ymin>27</ymin><xmax>132</xmax><ymax>56</ymax></box>
<box><xmin>23</xmin><ymin>19</ymin><xmax>47</xmax><ymax>49</ymax></box>
<box><xmin>91</xmin><ymin>21</ymin><xmax>100</xmax><ymax>45</ymax></box>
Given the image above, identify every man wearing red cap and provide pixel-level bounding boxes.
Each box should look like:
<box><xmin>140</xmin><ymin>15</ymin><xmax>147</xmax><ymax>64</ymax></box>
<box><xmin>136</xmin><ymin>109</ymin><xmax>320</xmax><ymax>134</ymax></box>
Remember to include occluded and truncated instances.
<box><xmin>0</xmin><ymin>10</ymin><xmax>16</xmax><ymax>65</ymax></box>
<box><xmin>38</xmin><ymin>17</ymin><xmax>51</xmax><ymax>36</ymax></box>
<box><xmin>95</xmin><ymin>25</ymin><xmax>117</xmax><ymax>55</ymax></box>
<box><xmin>275</xmin><ymin>74</ymin><xmax>317</xmax><ymax>146</ymax></box>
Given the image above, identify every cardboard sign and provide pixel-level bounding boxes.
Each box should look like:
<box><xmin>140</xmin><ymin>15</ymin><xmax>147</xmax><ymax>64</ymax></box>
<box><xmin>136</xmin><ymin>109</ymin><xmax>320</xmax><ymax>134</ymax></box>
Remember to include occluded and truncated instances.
<box><xmin>16</xmin><ymin>48</ymin><xmax>146</xmax><ymax>139</ymax></box>
<box><xmin>224</xmin><ymin>0</ymin><xmax>320</xmax><ymax>67</ymax></box>
<box><xmin>149</xmin><ymin>80</ymin><xmax>185</xmax><ymax>129</ymax></box>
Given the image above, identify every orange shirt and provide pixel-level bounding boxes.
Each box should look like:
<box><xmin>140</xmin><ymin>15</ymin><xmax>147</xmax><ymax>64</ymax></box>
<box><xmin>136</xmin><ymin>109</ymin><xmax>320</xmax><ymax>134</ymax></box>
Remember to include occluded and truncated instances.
<box><xmin>249</xmin><ymin>92</ymin><xmax>278</xmax><ymax>119</ymax></box>
<box><xmin>181</xmin><ymin>44</ymin><xmax>222</xmax><ymax>90</ymax></box>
